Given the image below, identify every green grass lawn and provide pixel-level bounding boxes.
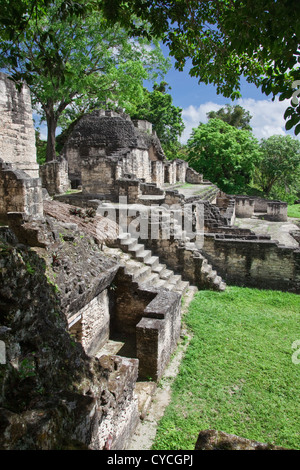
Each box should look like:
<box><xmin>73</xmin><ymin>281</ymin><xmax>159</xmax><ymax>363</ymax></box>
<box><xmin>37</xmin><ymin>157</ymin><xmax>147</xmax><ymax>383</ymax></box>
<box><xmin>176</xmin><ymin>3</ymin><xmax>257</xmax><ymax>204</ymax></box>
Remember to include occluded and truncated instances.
<box><xmin>288</xmin><ymin>204</ymin><xmax>300</xmax><ymax>218</ymax></box>
<box><xmin>152</xmin><ymin>287</ymin><xmax>300</xmax><ymax>450</ymax></box>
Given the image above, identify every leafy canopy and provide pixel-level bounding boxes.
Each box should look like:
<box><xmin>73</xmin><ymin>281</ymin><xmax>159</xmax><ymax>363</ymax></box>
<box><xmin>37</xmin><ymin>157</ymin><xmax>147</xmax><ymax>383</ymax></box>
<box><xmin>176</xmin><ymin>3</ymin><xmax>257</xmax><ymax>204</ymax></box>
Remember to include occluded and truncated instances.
<box><xmin>0</xmin><ymin>0</ymin><xmax>169</xmax><ymax>161</ymax></box>
<box><xmin>131</xmin><ymin>82</ymin><xmax>185</xmax><ymax>159</ymax></box>
<box><xmin>99</xmin><ymin>0</ymin><xmax>300</xmax><ymax>135</ymax></box>
<box><xmin>256</xmin><ymin>135</ymin><xmax>300</xmax><ymax>198</ymax></box>
<box><xmin>186</xmin><ymin>119</ymin><xmax>262</xmax><ymax>193</ymax></box>
<box><xmin>207</xmin><ymin>104</ymin><xmax>252</xmax><ymax>131</ymax></box>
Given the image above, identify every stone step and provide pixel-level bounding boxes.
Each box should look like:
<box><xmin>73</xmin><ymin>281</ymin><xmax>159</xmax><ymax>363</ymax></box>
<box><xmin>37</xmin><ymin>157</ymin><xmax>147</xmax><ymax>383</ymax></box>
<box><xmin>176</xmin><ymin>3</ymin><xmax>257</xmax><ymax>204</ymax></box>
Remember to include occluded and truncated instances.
<box><xmin>168</xmin><ymin>274</ymin><xmax>182</xmax><ymax>285</ymax></box>
<box><xmin>120</xmin><ymin>237</ymin><xmax>138</xmax><ymax>251</ymax></box>
<box><xmin>139</xmin><ymin>272</ymin><xmax>160</xmax><ymax>287</ymax></box>
<box><xmin>201</xmin><ymin>263</ymin><xmax>212</xmax><ymax>275</ymax></box>
<box><xmin>128</xmin><ymin>243</ymin><xmax>144</xmax><ymax>255</ymax></box>
<box><xmin>135</xmin><ymin>249</ymin><xmax>152</xmax><ymax>263</ymax></box>
<box><xmin>144</xmin><ymin>255</ymin><xmax>160</xmax><ymax>269</ymax></box>
<box><xmin>152</xmin><ymin>263</ymin><xmax>167</xmax><ymax>276</ymax></box>
<box><xmin>160</xmin><ymin>269</ymin><xmax>174</xmax><ymax>281</ymax></box>
<box><xmin>173</xmin><ymin>280</ymin><xmax>190</xmax><ymax>295</ymax></box>
<box><xmin>114</xmin><ymin>232</ymin><xmax>201</xmax><ymax>295</ymax></box>
<box><xmin>118</xmin><ymin>233</ymin><xmax>131</xmax><ymax>242</ymax></box>
<box><xmin>151</xmin><ymin>278</ymin><xmax>168</xmax><ymax>289</ymax></box>
<box><xmin>134</xmin><ymin>265</ymin><xmax>152</xmax><ymax>283</ymax></box>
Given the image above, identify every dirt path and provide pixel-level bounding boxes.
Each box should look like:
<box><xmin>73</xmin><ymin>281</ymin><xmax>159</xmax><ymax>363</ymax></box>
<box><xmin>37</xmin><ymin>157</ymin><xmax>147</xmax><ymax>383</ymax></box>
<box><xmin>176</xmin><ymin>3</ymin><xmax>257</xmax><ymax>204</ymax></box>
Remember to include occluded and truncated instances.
<box><xmin>127</xmin><ymin>287</ymin><xmax>197</xmax><ymax>450</ymax></box>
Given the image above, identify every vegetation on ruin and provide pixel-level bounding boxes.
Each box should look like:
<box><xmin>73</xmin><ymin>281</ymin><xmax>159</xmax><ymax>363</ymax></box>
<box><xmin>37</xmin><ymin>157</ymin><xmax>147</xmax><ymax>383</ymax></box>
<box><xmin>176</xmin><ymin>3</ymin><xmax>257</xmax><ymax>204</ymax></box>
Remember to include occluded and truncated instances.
<box><xmin>131</xmin><ymin>81</ymin><xmax>185</xmax><ymax>159</ymax></box>
<box><xmin>152</xmin><ymin>286</ymin><xmax>300</xmax><ymax>450</ymax></box>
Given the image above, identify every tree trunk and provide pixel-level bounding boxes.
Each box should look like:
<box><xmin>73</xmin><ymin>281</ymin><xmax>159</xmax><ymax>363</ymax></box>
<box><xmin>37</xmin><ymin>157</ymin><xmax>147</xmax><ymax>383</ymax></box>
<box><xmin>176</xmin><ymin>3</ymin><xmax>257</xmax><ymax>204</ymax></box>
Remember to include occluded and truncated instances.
<box><xmin>45</xmin><ymin>112</ymin><xmax>58</xmax><ymax>163</ymax></box>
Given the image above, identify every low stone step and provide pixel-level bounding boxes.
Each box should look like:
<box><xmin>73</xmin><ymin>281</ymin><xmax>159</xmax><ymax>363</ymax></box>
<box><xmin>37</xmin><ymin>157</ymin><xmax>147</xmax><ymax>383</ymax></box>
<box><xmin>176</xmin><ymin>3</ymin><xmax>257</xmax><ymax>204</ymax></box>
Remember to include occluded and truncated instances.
<box><xmin>207</xmin><ymin>270</ymin><xmax>217</xmax><ymax>280</ymax></box>
<box><xmin>219</xmin><ymin>281</ymin><xmax>227</xmax><ymax>291</ymax></box>
<box><xmin>151</xmin><ymin>278</ymin><xmax>168</xmax><ymax>289</ymax></box>
<box><xmin>201</xmin><ymin>264</ymin><xmax>212</xmax><ymax>275</ymax></box>
<box><xmin>136</xmin><ymin>250</ymin><xmax>152</xmax><ymax>263</ymax></box>
<box><xmin>213</xmin><ymin>275</ymin><xmax>222</xmax><ymax>285</ymax></box>
<box><xmin>173</xmin><ymin>280</ymin><xmax>190</xmax><ymax>295</ymax></box>
<box><xmin>152</xmin><ymin>264</ymin><xmax>167</xmax><ymax>276</ymax></box>
<box><xmin>118</xmin><ymin>233</ymin><xmax>131</xmax><ymax>242</ymax></box>
<box><xmin>120</xmin><ymin>237</ymin><xmax>138</xmax><ymax>251</ymax></box>
<box><xmin>139</xmin><ymin>272</ymin><xmax>160</xmax><ymax>287</ymax></box>
<box><xmin>135</xmin><ymin>265</ymin><xmax>152</xmax><ymax>283</ymax></box>
<box><xmin>128</xmin><ymin>243</ymin><xmax>145</xmax><ymax>256</ymax></box>
<box><xmin>160</xmin><ymin>269</ymin><xmax>175</xmax><ymax>281</ymax></box>
<box><xmin>145</xmin><ymin>256</ymin><xmax>160</xmax><ymax>269</ymax></box>
<box><xmin>168</xmin><ymin>274</ymin><xmax>182</xmax><ymax>285</ymax></box>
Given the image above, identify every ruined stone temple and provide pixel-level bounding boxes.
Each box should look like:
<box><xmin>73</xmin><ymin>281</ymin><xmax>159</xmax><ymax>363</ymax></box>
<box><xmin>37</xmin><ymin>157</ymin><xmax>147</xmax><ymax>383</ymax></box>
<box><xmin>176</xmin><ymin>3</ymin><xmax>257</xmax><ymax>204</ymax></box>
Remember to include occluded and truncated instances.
<box><xmin>0</xmin><ymin>71</ymin><xmax>299</xmax><ymax>450</ymax></box>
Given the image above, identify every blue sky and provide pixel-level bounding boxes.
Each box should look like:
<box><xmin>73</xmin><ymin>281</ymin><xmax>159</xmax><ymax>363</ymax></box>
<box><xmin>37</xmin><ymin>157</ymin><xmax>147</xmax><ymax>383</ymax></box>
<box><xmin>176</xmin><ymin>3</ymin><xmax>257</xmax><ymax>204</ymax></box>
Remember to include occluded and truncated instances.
<box><xmin>153</xmin><ymin>45</ymin><xmax>299</xmax><ymax>144</ymax></box>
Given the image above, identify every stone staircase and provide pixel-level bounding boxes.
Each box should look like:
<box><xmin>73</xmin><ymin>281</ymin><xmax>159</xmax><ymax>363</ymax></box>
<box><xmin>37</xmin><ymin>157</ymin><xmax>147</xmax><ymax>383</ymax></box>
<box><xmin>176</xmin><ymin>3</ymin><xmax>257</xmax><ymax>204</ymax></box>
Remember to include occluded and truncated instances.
<box><xmin>106</xmin><ymin>233</ymin><xmax>190</xmax><ymax>296</ymax></box>
<box><xmin>107</xmin><ymin>232</ymin><xmax>226</xmax><ymax>293</ymax></box>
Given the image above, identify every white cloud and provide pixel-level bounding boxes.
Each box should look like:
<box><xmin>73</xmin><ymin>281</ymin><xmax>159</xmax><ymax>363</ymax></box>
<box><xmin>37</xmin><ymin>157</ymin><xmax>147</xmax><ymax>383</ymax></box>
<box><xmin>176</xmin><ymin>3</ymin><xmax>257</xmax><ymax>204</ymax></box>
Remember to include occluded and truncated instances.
<box><xmin>180</xmin><ymin>97</ymin><xmax>300</xmax><ymax>143</ymax></box>
<box><xmin>180</xmin><ymin>102</ymin><xmax>222</xmax><ymax>143</ymax></box>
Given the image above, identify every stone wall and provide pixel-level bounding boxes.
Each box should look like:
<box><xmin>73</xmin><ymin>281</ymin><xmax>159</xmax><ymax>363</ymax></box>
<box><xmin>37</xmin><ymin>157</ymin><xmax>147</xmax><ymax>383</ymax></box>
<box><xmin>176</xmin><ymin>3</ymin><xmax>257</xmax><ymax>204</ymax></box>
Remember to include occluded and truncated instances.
<box><xmin>69</xmin><ymin>289</ymin><xmax>110</xmax><ymax>356</ymax></box>
<box><xmin>186</xmin><ymin>167</ymin><xmax>203</xmax><ymax>184</ymax></box>
<box><xmin>235</xmin><ymin>195</ymin><xmax>288</xmax><ymax>222</ymax></box>
<box><xmin>176</xmin><ymin>159</ymin><xmax>188</xmax><ymax>183</ymax></box>
<box><xmin>111</xmin><ymin>267</ymin><xmax>182</xmax><ymax>381</ymax></box>
<box><xmin>0</xmin><ymin>72</ymin><xmax>39</xmax><ymax>178</ymax></box>
<box><xmin>137</xmin><ymin>289</ymin><xmax>181</xmax><ymax>381</ymax></box>
<box><xmin>151</xmin><ymin>160</ymin><xmax>165</xmax><ymax>187</ymax></box>
<box><xmin>0</xmin><ymin>160</ymin><xmax>43</xmax><ymax>222</ymax></box>
<box><xmin>202</xmin><ymin>233</ymin><xmax>300</xmax><ymax>293</ymax></box>
<box><xmin>39</xmin><ymin>158</ymin><xmax>70</xmax><ymax>196</ymax></box>
<box><xmin>164</xmin><ymin>160</ymin><xmax>177</xmax><ymax>184</ymax></box>
<box><xmin>266</xmin><ymin>201</ymin><xmax>287</xmax><ymax>221</ymax></box>
<box><xmin>235</xmin><ymin>196</ymin><xmax>255</xmax><ymax>218</ymax></box>
<box><xmin>0</xmin><ymin>236</ymin><xmax>139</xmax><ymax>450</ymax></box>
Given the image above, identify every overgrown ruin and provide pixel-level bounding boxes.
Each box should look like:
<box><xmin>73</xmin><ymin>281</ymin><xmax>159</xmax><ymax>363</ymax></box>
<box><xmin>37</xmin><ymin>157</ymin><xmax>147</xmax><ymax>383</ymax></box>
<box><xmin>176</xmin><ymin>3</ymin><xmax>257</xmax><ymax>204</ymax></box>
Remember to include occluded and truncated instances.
<box><xmin>0</xmin><ymin>72</ymin><xmax>299</xmax><ymax>450</ymax></box>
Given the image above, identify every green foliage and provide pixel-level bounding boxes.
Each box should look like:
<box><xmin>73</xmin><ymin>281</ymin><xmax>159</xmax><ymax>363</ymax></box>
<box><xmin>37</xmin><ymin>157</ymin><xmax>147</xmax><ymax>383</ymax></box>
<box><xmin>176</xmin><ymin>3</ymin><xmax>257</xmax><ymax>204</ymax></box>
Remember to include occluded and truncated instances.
<box><xmin>19</xmin><ymin>357</ymin><xmax>36</xmax><ymax>380</ymax></box>
<box><xmin>25</xmin><ymin>261</ymin><xmax>35</xmax><ymax>275</ymax></box>
<box><xmin>207</xmin><ymin>104</ymin><xmax>252</xmax><ymax>131</ymax></box>
<box><xmin>99</xmin><ymin>0</ymin><xmax>300</xmax><ymax>136</ymax></box>
<box><xmin>0</xmin><ymin>0</ymin><xmax>169</xmax><ymax>161</ymax></box>
<box><xmin>153</xmin><ymin>287</ymin><xmax>300</xmax><ymax>450</ymax></box>
<box><xmin>287</xmin><ymin>204</ymin><xmax>300</xmax><ymax>219</ymax></box>
<box><xmin>255</xmin><ymin>135</ymin><xmax>300</xmax><ymax>198</ymax></box>
<box><xmin>131</xmin><ymin>82</ymin><xmax>185</xmax><ymax>159</ymax></box>
<box><xmin>35</xmin><ymin>129</ymin><xmax>47</xmax><ymax>165</ymax></box>
<box><xmin>186</xmin><ymin>119</ymin><xmax>262</xmax><ymax>193</ymax></box>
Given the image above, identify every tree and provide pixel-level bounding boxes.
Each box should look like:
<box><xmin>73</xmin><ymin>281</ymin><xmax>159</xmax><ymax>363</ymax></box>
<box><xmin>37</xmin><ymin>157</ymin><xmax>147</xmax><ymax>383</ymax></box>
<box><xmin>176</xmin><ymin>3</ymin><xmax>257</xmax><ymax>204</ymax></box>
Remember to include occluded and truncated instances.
<box><xmin>35</xmin><ymin>129</ymin><xmax>47</xmax><ymax>165</ymax></box>
<box><xmin>3</xmin><ymin>2</ymin><xmax>300</xmax><ymax>136</ymax></box>
<box><xmin>207</xmin><ymin>104</ymin><xmax>252</xmax><ymax>131</ymax></box>
<box><xmin>131</xmin><ymin>82</ymin><xmax>185</xmax><ymax>159</ymax></box>
<box><xmin>256</xmin><ymin>135</ymin><xmax>300</xmax><ymax>199</ymax></box>
<box><xmin>99</xmin><ymin>0</ymin><xmax>300</xmax><ymax>135</ymax></box>
<box><xmin>0</xmin><ymin>1</ymin><xmax>169</xmax><ymax>161</ymax></box>
<box><xmin>186</xmin><ymin>119</ymin><xmax>262</xmax><ymax>193</ymax></box>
